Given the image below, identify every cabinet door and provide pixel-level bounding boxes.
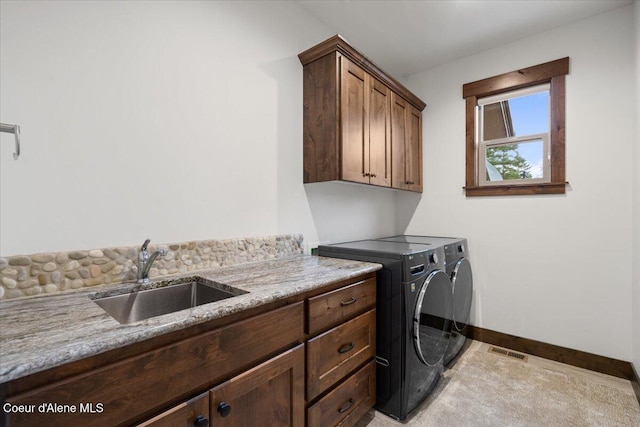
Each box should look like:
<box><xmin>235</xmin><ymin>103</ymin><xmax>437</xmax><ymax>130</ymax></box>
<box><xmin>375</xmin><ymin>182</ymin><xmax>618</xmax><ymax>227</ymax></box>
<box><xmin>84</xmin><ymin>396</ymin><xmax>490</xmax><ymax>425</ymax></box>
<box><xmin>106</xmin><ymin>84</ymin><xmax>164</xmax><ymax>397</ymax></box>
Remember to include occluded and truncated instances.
<box><xmin>391</xmin><ymin>93</ymin><xmax>422</xmax><ymax>192</ymax></box>
<box><xmin>406</xmin><ymin>103</ymin><xmax>423</xmax><ymax>192</ymax></box>
<box><xmin>209</xmin><ymin>344</ymin><xmax>305</xmax><ymax>427</ymax></box>
<box><xmin>391</xmin><ymin>93</ymin><xmax>409</xmax><ymax>190</ymax></box>
<box><xmin>368</xmin><ymin>78</ymin><xmax>391</xmax><ymax>187</ymax></box>
<box><xmin>340</xmin><ymin>56</ymin><xmax>368</xmax><ymax>184</ymax></box>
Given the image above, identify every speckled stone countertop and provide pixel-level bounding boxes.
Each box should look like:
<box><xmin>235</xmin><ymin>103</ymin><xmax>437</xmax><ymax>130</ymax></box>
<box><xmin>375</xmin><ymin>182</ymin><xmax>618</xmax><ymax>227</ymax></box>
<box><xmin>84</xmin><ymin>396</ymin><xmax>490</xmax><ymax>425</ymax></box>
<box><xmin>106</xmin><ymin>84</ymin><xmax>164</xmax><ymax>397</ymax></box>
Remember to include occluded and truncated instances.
<box><xmin>0</xmin><ymin>255</ymin><xmax>381</xmax><ymax>384</ymax></box>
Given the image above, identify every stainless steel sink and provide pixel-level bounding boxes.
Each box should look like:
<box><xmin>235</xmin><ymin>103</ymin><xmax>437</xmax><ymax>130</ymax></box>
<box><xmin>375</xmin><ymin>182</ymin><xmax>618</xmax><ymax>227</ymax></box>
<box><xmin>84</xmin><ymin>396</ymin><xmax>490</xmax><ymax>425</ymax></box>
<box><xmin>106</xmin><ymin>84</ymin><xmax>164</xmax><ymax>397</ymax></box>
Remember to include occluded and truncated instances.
<box><xmin>92</xmin><ymin>277</ymin><xmax>247</xmax><ymax>324</ymax></box>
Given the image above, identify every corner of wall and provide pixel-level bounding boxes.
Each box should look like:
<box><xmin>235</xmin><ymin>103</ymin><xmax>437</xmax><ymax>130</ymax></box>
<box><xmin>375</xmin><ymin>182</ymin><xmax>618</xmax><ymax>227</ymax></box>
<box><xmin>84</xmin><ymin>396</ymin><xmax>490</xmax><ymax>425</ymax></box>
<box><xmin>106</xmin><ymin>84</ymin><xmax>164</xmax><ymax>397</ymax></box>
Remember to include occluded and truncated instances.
<box><xmin>632</xmin><ymin>0</ymin><xmax>640</xmax><ymax>379</ymax></box>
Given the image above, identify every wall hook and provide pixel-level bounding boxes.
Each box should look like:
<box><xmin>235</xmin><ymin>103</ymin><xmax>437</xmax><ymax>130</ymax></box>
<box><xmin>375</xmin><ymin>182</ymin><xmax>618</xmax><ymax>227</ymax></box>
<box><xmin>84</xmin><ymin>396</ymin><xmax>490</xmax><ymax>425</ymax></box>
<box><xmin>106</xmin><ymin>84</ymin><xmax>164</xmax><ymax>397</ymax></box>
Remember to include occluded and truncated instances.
<box><xmin>0</xmin><ymin>123</ymin><xmax>21</xmax><ymax>159</ymax></box>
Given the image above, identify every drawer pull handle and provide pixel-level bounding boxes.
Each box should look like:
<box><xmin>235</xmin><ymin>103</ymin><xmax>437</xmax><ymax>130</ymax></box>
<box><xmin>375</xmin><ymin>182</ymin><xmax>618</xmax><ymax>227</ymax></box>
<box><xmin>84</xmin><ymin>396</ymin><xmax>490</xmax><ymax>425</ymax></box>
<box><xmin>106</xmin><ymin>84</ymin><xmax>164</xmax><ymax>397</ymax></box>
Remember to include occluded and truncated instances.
<box><xmin>340</xmin><ymin>297</ymin><xmax>357</xmax><ymax>306</ymax></box>
<box><xmin>338</xmin><ymin>398</ymin><xmax>354</xmax><ymax>414</ymax></box>
<box><xmin>338</xmin><ymin>342</ymin><xmax>355</xmax><ymax>354</ymax></box>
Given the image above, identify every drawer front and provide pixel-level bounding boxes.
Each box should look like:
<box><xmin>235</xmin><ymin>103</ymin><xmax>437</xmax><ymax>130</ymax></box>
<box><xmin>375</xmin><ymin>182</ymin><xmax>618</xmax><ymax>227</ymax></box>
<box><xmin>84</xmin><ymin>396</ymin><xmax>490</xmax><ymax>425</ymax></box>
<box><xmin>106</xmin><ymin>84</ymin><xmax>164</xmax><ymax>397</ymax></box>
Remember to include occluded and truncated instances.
<box><xmin>6</xmin><ymin>302</ymin><xmax>304</xmax><ymax>427</ymax></box>
<box><xmin>307</xmin><ymin>309</ymin><xmax>375</xmax><ymax>400</ymax></box>
<box><xmin>307</xmin><ymin>360</ymin><xmax>376</xmax><ymax>427</ymax></box>
<box><xmin>307</xmin><ymin>276</ymin><xmax>376</xmax><ymax>335</ymax></box>
<box><xmin>137</xmin><ymin>392</ymin><xmax>209</xmax><ymax>427</ymax></box>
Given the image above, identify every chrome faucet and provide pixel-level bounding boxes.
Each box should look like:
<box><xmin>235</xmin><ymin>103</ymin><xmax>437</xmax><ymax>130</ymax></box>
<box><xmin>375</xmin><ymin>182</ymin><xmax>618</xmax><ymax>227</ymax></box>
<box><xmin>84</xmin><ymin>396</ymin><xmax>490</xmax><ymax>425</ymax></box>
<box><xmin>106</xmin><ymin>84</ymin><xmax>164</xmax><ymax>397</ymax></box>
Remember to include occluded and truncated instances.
<box><xmin>137</xmin><ymin>238</ymin><xmax>167</xmax><ymax>284</ymax></box>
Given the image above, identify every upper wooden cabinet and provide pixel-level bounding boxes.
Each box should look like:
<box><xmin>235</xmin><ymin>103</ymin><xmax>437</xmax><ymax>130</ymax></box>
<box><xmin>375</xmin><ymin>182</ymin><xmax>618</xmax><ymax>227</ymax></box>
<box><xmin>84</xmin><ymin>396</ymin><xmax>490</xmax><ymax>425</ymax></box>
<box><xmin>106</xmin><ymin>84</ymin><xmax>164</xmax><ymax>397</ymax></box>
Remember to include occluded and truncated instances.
<box><xmin>340</xmin><ymin>58</ymin><xmax>391</xmax><ymax>186</ymax></box>
<box><xmin>299</xmin><ymin>35</ymin><xmax>426</xmax><ymax>193</ymax></box>
<box><xmin>391</xmin><ymin>93</ymin><xmax>423</xmax><ymax>192</ymax></box>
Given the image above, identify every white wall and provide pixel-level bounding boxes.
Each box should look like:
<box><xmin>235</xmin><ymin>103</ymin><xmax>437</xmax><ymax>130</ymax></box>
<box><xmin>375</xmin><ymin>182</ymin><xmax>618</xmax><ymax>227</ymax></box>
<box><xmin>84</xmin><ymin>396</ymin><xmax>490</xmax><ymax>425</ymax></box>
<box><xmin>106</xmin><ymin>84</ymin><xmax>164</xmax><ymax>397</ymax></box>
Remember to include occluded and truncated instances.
<box><xmin>633</xmin><ymin>0</ymin><xmax>640</xmax><ymax>372</ymax></box>
<box><xmin>400</xmin><ymin>6</ymin><xmax>635</xmax><ymax>361</ymax></box>
<box><xmin>0</xmin><ymin>1</ymin><xmax>397</xmax><ymax>255</ymax></box>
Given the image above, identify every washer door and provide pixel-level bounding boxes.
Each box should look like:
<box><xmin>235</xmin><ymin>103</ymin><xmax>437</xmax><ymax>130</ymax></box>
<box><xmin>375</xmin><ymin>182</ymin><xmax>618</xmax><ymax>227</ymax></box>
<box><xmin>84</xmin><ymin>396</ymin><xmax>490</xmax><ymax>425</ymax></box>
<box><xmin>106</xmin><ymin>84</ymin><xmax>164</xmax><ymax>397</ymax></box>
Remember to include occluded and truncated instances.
<box><xmin>413</xmin><ymin>270</ymin><xmax>453</xmax><ymax>366</ymax></box>
<box><xmin>451</xmin><ymin>258</ymin><xmax>473</xmax><ymax>333</ymax></box>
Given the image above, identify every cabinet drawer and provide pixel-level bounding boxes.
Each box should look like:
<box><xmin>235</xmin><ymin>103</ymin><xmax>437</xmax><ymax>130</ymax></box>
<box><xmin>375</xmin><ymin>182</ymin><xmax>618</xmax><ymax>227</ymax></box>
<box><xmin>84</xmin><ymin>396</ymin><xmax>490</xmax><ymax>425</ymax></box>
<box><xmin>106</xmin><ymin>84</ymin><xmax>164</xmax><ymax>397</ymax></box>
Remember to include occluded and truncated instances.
<box><xmin>307</xmin><ymin>360</ymin><xmax>376</xmax><ymax>427</ymax></box>
<box><xmin>137</xmin><ymin>392</ymin><xmax>209</xmax><ymax>427</ymax></box>
<box><xmin>307</xmin><ymin>277</ymin><xmax>376</xmax><ymax>334</ymax></box>
<box><xmin>6</xmin><ymin>302</ymin><xmax>304</xmax><ymax>427</ymax></box>
<box><xmin>307</xmin><ymin>309</ymin><xmax>375</xmax><ymax>400</ymax></box>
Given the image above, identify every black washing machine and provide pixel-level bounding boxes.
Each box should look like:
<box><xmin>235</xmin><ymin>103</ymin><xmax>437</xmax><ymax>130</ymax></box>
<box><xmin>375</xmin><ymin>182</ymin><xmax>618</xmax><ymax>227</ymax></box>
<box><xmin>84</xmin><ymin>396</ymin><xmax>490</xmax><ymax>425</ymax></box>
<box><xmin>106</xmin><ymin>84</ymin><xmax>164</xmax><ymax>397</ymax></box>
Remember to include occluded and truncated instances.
<box><xmin>318</xmin><ymin>240</ymin><xmax>453</xmax><ymax>420</ymax></box>
<box><xmin>378</xmin><ymin>235</ymin><xmax>473</xmax><ymax>365</ymax></box>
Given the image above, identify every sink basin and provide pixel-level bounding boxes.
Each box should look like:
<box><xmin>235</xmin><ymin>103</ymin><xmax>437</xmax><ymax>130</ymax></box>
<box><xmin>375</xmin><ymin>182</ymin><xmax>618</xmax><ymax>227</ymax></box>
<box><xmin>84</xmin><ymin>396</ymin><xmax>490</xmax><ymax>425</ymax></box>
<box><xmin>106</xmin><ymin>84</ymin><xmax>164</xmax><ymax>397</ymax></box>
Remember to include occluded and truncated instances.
<box><xmin>92</xmin><ymin>277</ymin><xmax>247</xmax><ymax>324</ymax></box>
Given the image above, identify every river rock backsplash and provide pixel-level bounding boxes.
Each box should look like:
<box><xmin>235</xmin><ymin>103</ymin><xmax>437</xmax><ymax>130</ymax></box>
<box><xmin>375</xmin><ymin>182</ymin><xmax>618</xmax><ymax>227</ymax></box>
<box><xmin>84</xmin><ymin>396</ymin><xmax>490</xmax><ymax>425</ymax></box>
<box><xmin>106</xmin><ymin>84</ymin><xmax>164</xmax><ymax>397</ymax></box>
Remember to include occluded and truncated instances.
<box><xmin>0</xmin><ymin>234</ymin><xmax>303</xmax><ymax>300</ymax></box>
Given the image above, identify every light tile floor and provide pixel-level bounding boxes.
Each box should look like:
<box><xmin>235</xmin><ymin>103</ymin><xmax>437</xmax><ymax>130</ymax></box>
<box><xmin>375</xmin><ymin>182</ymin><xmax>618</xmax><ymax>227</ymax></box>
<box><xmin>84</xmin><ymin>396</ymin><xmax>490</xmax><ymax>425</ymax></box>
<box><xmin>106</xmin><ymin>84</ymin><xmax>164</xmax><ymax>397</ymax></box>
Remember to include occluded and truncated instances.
<box><xmin>357</xmin><ymin>340</ymin><xmax>640</xmax><ymax>426</ymax></box>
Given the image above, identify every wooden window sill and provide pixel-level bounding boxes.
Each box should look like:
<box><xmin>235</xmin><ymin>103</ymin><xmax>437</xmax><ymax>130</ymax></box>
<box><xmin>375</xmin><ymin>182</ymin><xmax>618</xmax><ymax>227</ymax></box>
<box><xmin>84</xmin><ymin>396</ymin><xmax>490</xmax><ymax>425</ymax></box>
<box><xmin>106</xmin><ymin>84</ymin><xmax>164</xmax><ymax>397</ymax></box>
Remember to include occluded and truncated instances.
<box><xmin>464</xmin><ymin>182</ymin><xmax>569</xmax><ymax>197</ymax></box>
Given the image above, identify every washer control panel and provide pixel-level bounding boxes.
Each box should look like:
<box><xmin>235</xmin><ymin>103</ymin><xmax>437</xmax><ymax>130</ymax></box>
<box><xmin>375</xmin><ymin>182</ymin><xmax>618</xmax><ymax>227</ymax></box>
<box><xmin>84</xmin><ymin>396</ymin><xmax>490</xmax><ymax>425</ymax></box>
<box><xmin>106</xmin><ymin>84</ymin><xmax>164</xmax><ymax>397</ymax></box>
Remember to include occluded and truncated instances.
<box><xmin>403</xmin><ymin>247</ymin><xmax>445</xmax><ymax>280</ymax></box>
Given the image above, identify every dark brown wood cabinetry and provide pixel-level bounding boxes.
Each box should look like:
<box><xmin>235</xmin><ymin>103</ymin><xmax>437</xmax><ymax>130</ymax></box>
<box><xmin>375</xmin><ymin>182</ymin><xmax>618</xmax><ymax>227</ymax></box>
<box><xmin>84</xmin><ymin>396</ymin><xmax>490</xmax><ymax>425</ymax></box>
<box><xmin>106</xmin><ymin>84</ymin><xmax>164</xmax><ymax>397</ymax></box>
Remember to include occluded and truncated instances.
<box><xmin>5</xmin><ymin>302</ymin><xmax>305</xmax><ymax>427</ymax></box>
<box><xmin>209</xmin><ymin>344</ymin><xmax>305</xmax><ymax>427</ymax></box>
<box><xmin>391</xmin><ymin>93</ymin><xmax>423</xmax><ymax>192</ymax></box>
<box><xmin>299</xmin><ymin>34</ymin><xmax>426</xmax><ymax>193</ymax></box>
<box><xmin>305</xmin><ymin>277</ymin><xmax>376</xmax><ymax>427</ymax></box>
<box><xmin>2</xmin><ymin>272</ymin><xmax>376</xmax><ymax>427</ymax></box>
<box><xmin>340</xmin><ymin>58</ymin><xmax>391</xmax><ymax>186</ymax></box>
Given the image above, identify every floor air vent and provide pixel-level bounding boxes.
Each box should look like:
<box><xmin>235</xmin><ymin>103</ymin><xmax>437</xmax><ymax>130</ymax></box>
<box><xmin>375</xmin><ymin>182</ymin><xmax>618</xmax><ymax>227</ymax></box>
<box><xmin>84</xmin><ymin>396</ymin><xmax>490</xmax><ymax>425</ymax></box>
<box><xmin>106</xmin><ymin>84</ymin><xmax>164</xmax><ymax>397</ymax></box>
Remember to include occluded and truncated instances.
<box><xmin>488</xmin><ymin>346</ymin><xmax>529</xmax><ymax>362</ymax></box>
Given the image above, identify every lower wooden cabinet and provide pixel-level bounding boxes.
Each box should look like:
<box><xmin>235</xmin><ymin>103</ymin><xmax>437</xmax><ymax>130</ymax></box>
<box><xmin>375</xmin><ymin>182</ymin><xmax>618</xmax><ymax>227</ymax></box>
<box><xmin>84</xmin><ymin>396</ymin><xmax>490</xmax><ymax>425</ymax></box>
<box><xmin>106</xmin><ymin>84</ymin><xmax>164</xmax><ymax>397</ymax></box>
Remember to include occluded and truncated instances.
<box><xmin>305</xmin><ymin>279</ymin><xmax>377</xmax><ymax>427</ymax></box>
<box><xmin>209</xmin><ymin>344</ymin><xmax>305</xmax><ymax>427</ymax></box>
<box><xmin>5</xmin><ymin>303</ymin><xmax>304</xmax><ymax>427</ymax></box>
<box><xmin>2</xmin><ymin>273</ymin><xmax>376</xmax><ymax>427</ymax></box>
<box><xmin>138</xmin><ymin>345</ymin><xmax>305</xmax><ymax>427</ymax></box>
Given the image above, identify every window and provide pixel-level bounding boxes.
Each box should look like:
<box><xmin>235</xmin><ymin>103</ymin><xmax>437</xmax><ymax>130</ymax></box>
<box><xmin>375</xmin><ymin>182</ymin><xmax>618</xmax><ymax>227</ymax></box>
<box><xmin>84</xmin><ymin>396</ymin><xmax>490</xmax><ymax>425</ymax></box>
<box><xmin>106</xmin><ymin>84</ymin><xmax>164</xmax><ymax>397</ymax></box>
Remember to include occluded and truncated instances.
<box><xmin>479</xmin><ymin>84</ymin><xmax>550</xmax><ymax>185</ymax></box>
<box><xmin>463</xmin><ymin>58</ymin><xmax>569</xmax><ymax>196</ymax></box>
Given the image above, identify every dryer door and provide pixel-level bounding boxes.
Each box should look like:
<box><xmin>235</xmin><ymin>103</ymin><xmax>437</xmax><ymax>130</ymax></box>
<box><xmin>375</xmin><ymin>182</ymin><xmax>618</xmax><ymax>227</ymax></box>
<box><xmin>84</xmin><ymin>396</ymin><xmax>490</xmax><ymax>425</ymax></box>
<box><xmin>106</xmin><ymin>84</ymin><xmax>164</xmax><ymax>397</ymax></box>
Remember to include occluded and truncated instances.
<box><xmin>413</xmin><ymin>270</ymin><xmax>453</xmax><ymax>366</ymax></box>
<box><xmin>451</xmin><ymin>258</ymin><xmax>473</xmax><ymax>333</ymax></box>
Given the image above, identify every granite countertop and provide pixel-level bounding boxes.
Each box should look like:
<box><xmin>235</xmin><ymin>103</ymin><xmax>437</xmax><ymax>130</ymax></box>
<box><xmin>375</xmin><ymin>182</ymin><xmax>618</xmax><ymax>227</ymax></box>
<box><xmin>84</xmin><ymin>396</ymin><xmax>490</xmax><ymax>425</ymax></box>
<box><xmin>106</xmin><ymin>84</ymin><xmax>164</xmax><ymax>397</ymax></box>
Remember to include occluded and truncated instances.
<box><xmin>0</xmin><ymin>255</ymin><xmax>381</xmax><ymax>384</ymax></box>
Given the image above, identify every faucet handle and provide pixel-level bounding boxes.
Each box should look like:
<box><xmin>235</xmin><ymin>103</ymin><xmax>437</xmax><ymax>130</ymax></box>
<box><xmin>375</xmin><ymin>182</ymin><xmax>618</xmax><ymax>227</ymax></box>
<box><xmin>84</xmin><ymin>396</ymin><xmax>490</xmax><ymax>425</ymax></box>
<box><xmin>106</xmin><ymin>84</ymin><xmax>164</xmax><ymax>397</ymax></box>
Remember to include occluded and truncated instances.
<box><xmin>141</xmin><ymin>238</ymin><xmax>151</xmax><ymax>252</ymax></box>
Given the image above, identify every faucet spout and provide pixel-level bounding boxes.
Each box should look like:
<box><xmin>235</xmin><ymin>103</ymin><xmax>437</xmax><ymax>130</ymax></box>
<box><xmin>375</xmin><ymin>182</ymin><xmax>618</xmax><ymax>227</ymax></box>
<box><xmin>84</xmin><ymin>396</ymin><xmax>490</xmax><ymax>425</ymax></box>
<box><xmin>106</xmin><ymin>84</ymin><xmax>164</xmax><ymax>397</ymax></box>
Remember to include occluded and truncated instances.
<box><xmin>137</xmin><ymin>238</ymin><xmax>167</xmax><ymax>284</ymax></box>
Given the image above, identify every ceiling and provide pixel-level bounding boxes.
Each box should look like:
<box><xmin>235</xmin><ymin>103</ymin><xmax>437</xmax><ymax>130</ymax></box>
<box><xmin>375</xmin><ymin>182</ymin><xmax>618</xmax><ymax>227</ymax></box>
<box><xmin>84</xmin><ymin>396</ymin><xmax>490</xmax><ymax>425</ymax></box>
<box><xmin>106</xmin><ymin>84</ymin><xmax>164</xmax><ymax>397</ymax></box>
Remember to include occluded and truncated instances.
<box><xmin>296</xmin><ymin>0</ymin><xmax>632</xmax><ymax>77</ymax></box>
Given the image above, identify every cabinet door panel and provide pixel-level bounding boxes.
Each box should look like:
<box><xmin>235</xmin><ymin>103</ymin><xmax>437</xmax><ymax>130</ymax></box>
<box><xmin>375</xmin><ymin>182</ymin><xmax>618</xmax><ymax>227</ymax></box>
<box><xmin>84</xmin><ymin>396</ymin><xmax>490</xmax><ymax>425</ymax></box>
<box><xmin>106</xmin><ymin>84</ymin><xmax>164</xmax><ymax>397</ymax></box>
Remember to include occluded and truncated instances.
<box><xmin>209</xmin><ymin>344</ymin><xmax>305</xmax><ymax>427</ymax></box>
<box><xmin>407</xmin><ymin>105</ymin><xmax>423</xmax><ymax>192</ymax></box>
<box><xmin>391</xmin><ymin>93</ymin><xmax>422</xmax><ymax>192</ymax></box>
<box><xmin>391</xmin><ymin>93</ymin><xmax>408</xmax><ymax>190</ymax></box>
<box><xmin>340</xmin><ymin>57</ymin><xmax>368</xmax><ymax>184</ymax></box>
<box><xmin>368</xmin><ymin>78</ymin><xmax>391</xmax><ymax>187</ymax></box>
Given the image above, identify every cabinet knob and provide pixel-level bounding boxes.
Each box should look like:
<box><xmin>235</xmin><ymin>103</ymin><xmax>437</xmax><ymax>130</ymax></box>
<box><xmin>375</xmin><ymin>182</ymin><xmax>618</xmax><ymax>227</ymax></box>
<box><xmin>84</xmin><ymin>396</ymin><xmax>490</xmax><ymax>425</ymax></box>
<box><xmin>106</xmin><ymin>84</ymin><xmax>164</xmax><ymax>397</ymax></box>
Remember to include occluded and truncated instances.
<box><xmin>193</xmin><ymin>415</ymin><xmax>209</xmax><ymax>427</ymax></box>
<box><xmin>217</xmin><ymin>402</ymin><xmax>232</xmax><ymax>418</ymax></box>
<box><xmin>363</xmin><ymin>172</ymin><xmax>370</xmax><ymax>177</ymax></box>
<box><xmin>370</xmin><ymin>173</ymin><xmax>377</xmax><ymax>178</ymax></box>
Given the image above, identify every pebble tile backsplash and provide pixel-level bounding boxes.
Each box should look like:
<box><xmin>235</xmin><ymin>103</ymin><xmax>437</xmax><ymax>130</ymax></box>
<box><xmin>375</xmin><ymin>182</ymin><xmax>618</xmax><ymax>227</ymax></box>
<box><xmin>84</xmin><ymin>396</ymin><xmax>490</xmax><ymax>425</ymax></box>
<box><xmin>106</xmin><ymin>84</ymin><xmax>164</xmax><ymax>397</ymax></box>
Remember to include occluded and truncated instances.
<box><xmin>0</xmin><ymin>234</ymin><xmax>303</xmax><ymax>300</ymax></box>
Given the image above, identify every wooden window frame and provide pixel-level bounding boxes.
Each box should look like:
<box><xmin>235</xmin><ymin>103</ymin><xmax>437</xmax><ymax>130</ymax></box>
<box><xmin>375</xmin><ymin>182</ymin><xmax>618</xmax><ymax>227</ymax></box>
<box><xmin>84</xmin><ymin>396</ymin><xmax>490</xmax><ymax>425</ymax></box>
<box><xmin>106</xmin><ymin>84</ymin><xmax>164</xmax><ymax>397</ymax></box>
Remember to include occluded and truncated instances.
<box><xmin>463</xmin><ymin>57</ymin><xmax>569</xmax><ymax>196</ymax></box>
